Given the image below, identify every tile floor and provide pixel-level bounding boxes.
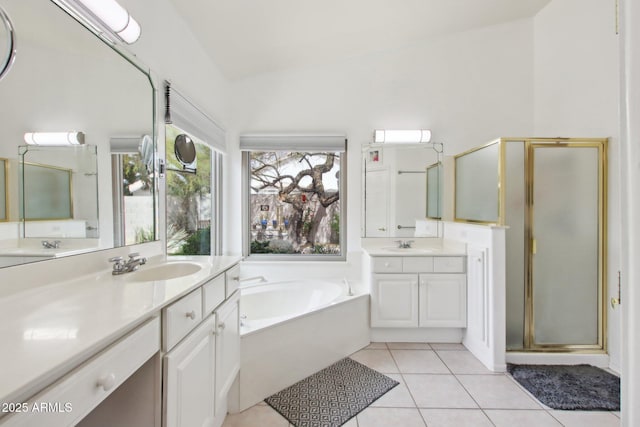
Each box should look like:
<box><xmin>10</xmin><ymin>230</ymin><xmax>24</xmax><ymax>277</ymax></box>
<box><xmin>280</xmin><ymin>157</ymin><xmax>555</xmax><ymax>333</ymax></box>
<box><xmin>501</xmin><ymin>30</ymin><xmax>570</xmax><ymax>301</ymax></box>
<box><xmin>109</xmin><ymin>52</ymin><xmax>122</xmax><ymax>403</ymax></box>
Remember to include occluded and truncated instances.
<box><xmin>222</xmin><ymin>342</ymin><xmax>620</xmax><ymax>427</ymax></box>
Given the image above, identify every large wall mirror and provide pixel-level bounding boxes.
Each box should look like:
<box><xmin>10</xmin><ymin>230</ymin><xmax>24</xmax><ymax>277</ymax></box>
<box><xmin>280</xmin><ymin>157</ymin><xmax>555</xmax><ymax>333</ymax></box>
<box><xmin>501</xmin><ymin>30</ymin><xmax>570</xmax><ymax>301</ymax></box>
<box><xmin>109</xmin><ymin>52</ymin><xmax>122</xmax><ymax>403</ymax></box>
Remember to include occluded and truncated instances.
<box><xmin>362</xmin><ymin>144</ymin><xmax>441</xmax><ymax>238</ymax></box>
<box><xmin>0</xmin><ymin>0</ymin><xmax>156</xmax><ymax>268</ymax></box>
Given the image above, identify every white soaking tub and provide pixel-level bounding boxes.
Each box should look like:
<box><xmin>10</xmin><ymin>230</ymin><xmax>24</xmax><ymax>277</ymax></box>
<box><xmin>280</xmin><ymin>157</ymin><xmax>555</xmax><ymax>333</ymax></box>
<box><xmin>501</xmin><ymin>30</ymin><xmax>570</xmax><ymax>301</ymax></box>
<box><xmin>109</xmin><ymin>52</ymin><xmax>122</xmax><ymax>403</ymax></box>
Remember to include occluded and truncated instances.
<box><xmin>240</xmin><ymin>279</ymin><xmax>347</xmax><ymax>334</ymax></box>
<box><xmin>234</xmin><ymin>278</ymin><xmax>369</xmax><ymax>412</ymax></box>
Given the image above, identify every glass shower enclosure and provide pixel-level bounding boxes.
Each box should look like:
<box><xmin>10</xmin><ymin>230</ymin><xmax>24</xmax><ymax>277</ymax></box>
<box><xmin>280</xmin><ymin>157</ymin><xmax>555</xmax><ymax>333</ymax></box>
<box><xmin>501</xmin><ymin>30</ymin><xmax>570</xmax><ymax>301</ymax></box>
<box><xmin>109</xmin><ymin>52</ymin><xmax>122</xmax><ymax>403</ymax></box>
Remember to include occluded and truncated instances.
<box><xmin>454</xmin><ymin>138</ymin><xmax>607</xmax><ymax>352</ymax></box>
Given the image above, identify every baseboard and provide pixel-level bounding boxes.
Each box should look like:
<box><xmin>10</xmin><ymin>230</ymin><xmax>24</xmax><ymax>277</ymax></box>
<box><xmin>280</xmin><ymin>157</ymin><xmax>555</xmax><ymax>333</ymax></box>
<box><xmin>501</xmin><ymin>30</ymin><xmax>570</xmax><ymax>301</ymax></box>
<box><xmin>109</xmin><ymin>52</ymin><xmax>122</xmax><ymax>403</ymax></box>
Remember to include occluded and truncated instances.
<box><xmin>370</xmin><ymin>328</ymin><xmax>463</xmax><ymax>343</ymax></box>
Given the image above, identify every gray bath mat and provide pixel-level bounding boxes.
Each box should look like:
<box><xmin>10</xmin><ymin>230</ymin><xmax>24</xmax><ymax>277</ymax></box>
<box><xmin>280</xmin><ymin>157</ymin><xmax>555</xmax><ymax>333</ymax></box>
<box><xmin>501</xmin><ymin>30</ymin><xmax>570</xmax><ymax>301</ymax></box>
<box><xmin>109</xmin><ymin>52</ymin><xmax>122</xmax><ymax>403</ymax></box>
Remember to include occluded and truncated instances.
<box><xmin>507</xmin><ymin>363</ymin><xmax>620</xmax><ymax>410</ymax></box>
<box><xmin>265</xmin><ymin>357</ymin><xmax>399</xmax><ymax>427</ymax></box>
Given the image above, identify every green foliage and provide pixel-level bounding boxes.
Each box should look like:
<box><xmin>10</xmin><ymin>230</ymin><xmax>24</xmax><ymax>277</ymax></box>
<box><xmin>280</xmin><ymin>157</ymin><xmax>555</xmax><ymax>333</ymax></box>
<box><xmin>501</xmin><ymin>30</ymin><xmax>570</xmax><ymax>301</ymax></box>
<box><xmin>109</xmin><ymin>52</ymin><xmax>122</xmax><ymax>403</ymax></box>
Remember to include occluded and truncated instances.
<box><xmin>134</xmin><ymin>226</ymin><xmax>155</xmax><ymax>244</ymax></box>
<box><xmin>250</xmin><ymin>240</ymin><xmax>272</xmax><ymax>254</ymax></box>
<box><xmin>123</xmin><ymin>154</ymin><xmax>152</xmax><ymax>196</ymax></box>
<box><xmin>331</xmin><ymin>213</ymin><xmax>340</xmax><ymax>238</ymax></box>
<box><xmin>174</xmin><ymin>227</ymin><xmax>211</xmax><ymax>255</ymax></box>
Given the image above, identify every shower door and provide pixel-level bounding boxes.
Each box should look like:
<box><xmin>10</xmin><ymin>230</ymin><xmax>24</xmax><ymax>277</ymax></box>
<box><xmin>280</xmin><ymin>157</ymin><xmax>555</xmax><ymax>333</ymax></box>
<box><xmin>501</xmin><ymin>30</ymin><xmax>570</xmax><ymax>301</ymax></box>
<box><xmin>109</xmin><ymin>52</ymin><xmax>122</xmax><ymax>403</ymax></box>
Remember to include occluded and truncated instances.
<box><xmin>526</xmin><ymin>141</ymin><xmax>606</xmax><ymax>350</ymax></box>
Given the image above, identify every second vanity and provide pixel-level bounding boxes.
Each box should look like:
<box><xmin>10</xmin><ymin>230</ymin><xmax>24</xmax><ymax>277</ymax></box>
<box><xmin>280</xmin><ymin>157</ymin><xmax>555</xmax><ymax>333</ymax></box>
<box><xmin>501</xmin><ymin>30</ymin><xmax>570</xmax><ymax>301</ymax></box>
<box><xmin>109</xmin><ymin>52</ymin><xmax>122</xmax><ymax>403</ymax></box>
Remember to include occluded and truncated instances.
<box><xmin>0</xmin><ymin>254</ymin><xmax>241</xmax><ymax>427</ymax></box>
<box><xmin>362</xmin><ymin>239</ymin><xmax>467</xmax><ymax>342</ymax></box>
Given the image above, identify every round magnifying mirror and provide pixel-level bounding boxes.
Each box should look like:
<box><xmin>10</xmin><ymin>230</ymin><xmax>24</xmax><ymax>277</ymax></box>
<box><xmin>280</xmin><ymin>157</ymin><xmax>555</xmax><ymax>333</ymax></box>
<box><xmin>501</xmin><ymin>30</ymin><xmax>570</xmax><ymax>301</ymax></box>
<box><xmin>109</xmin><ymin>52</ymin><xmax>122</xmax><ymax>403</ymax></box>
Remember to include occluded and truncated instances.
<box><xmin>174</xmin><ymin>134</ymin><xmax>196</xmax><ymax>166</ymax></box>
<box><xmin>0</xmin><ymin>6</ymin><xmax>17</xmax><ymax>82</ymax></box>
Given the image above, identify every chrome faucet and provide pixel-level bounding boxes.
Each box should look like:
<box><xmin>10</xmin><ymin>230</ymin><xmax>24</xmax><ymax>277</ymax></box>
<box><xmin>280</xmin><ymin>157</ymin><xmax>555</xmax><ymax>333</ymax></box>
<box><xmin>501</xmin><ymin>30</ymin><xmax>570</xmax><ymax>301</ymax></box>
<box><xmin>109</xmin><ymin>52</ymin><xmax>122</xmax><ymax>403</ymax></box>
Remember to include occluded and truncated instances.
<box><xmin>394</xmin><ymin>240</ymin><xmax>414</xmax><ymax>249</ymax></box>
<box><xmin>109</xmin><ymin>252</ymin><xmax>147</xmax><ymax>275</ymax></box>
<box><xmin>41</xmin><ymin>240</ymin><xmax>61</xmax><ymax>249</ymax></box>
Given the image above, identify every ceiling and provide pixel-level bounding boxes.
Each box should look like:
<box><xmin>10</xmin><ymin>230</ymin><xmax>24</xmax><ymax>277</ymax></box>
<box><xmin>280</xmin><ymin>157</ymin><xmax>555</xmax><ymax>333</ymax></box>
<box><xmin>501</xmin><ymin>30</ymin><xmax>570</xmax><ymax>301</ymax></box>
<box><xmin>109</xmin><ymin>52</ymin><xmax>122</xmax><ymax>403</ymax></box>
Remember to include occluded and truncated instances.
<box><xmin>169</xmin><ymin>0</ymin><xmax>552</xmax><ymax>81</ymax></box>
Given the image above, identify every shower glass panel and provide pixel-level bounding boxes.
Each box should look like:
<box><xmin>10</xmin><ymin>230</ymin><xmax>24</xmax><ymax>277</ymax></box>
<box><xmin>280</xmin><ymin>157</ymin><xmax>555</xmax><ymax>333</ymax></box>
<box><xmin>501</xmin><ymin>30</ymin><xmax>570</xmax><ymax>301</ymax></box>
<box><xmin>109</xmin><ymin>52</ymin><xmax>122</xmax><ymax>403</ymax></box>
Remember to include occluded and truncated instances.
<box><xmin>426</xmin><ymin>162</ymin><xmax>442</xmax><ymax>219</ymax></box>
<box><xmin>455</xmin><ymin>142</ymin><xmax>500</xmax><ymax>223</ymax></box>
<box><xmin>531</xmin><ymin>146</ymin><xmax>600</xmax><ymax>346</ymax></box>
<box><xmin>504</xmin><ymin>141</ymin><xmax>526</xmax><ymax>349</ymax></box>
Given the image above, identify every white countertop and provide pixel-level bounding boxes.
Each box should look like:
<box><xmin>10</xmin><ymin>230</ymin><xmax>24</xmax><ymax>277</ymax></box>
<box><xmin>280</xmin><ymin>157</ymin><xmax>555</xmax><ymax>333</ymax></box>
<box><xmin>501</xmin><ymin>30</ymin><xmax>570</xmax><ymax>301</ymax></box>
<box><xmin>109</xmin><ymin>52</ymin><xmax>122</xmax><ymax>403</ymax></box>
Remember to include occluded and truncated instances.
<box><xmin>0</xmin><ymin>255</ymin><xmax>241</xmax><ymax>405</ymax></box>
<box><xmin>361</xmin><ymin>238</ymin><xmax>466</xmax><ymax>256</ymax></box>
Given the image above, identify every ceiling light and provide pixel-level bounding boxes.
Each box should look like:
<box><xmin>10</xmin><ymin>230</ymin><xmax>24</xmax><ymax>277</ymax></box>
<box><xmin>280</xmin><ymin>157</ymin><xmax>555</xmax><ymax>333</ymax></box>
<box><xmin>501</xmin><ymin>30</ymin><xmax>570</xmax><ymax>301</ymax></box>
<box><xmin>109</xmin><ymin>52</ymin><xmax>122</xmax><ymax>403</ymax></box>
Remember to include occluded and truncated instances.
<box><xmin>374</xmin><ymin>129</ymin><xmax>432</xmax><ymax>144</ymax></box>
<box><xmin>24</xmin><ymin>132</ymin><xmax>85</xmax><ymax>146</ymax></box>
<box><xmin>71</xmin><ymin>0</ymin><xmax>141</xmax><ymax>44</ymax></box>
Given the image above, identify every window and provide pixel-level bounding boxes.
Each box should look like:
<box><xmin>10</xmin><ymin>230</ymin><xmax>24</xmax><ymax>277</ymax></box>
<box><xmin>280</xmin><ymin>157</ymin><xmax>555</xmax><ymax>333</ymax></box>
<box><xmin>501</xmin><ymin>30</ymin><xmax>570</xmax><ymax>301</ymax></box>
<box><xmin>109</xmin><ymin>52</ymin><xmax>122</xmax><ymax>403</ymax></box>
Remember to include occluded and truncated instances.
<box><xmin>241</xmin><ymin>134</ymin><xmax>347</xmax><ymax>259</ymax></box>
<box><xmin>245</xmin><ymin>146</ymin><xmax>345</xmax><ymax>259</ymax></box>
<box><xmin>166</xmin><ymin>124</ymin><xmax>215</xmax><ymax>256</ymax></box>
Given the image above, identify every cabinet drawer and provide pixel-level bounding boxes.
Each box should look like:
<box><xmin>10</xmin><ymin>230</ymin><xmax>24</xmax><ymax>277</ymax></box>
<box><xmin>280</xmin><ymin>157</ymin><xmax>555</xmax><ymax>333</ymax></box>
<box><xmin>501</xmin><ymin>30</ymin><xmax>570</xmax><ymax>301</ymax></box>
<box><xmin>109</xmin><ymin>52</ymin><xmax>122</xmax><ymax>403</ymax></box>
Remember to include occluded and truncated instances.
<box><xmin>433</xmin><ymin>257</ymin><xmax>466</xmax><ymax>273</ymax></box>
<box><xmin>163</xmin><ymin>289</ymin><xmax>203</xmax><ymax>351</ymax></box>
<box><xmin>372</xmin><ymin>257</ymin><xmax>403</xmax><ymax>273</ymax></box>
<box><xmin>1</xmin><ymin>317</ymin><xmax>160</xmax><ymax>427</ymax></box>
<box><xmin>202</xmin><ymin>274</ymin><xmax>225</xmax><ymax>315</ymax></box>
<box><xmin>225</xmin><ymin>264</ymin><xmax>241</xmax><ymax>297</ymax></box>
<box><xmin>402</xmin><ymin>257</ymin><xmax>434</xmax><ymax>273</ymax></box>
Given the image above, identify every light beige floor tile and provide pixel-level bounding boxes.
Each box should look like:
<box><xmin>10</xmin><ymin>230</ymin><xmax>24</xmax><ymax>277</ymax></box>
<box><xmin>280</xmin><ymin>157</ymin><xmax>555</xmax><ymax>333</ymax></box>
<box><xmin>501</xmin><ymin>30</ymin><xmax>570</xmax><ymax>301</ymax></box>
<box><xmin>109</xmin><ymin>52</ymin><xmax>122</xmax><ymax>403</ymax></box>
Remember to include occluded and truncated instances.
<box><xmin>222</xmin><ymin>405</ymin><xmax>289</xmax><ymax>427</ymax></box>
<box><xmin>370</xmin><ymin>373</ymin><xmax>416</xmax><ymax>408</ymax></box>
<box><xmin>341</xmin><ymin>418</ymin><xmax>358</xmax><ymax>427</ymax></box>
<box><xmin>357</xmin><ymin>407</ymin><xmax>426</xmax><ymax>427</ymax></box>
<box><xmin>419</xmin><ymin>408</ymin><xmax>493</xmax><ymax>427</ymax></box>
<box><xmin>387</xmin><ymin>342</ymin><xmax>431</xmax><ymax>350</ymax></box>
<box><xmin>456</xmin><ymin>375</ymin><xmax>542</xmax><ymax>409</ymax></box>
<box><xmin>430</xmin><ymin>343</ymin><xmax>466</xmax><ymax>350</ymax></box>
<box><xmin>404</xmin><ymin>374</ymin><xmax>478</xmax><ymax>408</ymax></box>
<box><xmin>485</xmin><ymin>409</ymin><xmax>563</xmax><ymax>427</ymax></box>
<box><xmin>350</xmin><ymin>349</ymin><xmax>399</xmax><ymax>373</ymax></box>
<box><xmin>436</xmin><ymin>350</ymin><xmax>495</xmax><ymax>374</ymax></box>
<box><xmin>364</xmin><ymin>342</ymin><xmax>388</xmax><ymax>350</ymax></box>
<box><xmin>549</xmin><ymin>410</ymin><xmax>620</xmax><ymax>427</ymax></box>
<box><xmin>391</xmin><ymin>350</ymin><xmax>449</xmax><ymax>374</ymax></box>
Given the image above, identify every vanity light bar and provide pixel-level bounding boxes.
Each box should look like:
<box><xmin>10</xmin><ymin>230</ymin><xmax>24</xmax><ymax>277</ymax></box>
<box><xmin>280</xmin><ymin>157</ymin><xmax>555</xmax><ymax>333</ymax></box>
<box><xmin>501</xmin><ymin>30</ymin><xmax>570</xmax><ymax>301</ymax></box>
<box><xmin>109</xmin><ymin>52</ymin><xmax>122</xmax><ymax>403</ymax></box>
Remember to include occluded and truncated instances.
<box><xmin>374</xmin><ymin>129</ymin><xmax>432</xmax><ymax>144</ymax></box>
<box><xmin>24</xmin><ymin>132</ymin><xmax>85</xmax><ymax>146</ymax></box>
<box><xmin>73</xmin><ymin>0</ymin><xmax>141</xmax><ymax>44</ymax></box>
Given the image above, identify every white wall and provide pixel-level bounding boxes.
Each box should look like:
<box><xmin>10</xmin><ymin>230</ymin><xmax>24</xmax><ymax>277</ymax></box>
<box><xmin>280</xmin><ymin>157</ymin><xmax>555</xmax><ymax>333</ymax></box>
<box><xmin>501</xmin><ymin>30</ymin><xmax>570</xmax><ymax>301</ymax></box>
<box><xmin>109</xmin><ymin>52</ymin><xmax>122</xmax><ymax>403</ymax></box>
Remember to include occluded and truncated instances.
<box><xmin>619</xmin><ymin>0</ymin><xmax>640</xmax><ymax>424</ymax></box>
<box><xmin>533</xmin><ymin>0</ymin><xmax>621</xmax><ymax>371</ymax></box>
<box><xmin>228</xmin><ymin>19</ymin><xmax>536</xmax><ymax>259</ymax></box>
<box><xmin>120</xmin><ymin>0</ymin><xmax>230</xmax><ymax>127</ymax></box>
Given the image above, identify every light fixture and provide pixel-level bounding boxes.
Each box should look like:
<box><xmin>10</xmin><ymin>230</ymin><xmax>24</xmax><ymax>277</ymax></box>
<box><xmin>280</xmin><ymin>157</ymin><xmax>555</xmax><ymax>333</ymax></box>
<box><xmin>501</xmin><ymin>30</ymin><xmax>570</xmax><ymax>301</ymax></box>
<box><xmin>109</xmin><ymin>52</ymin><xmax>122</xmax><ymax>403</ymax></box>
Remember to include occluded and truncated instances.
<box><xmin>373</xmin><ymin>129</ymin><xmax>432</xmax><ymax>144</ymax></box>
<box><xmin>71</xmin><ymin>0</ymin><xmax>141</xmax><ymax>44</ymax></box>
<box><xmin>24</xmin><ymin>132</ymin><xmax>85</xmax><ymax>146</ymax></box>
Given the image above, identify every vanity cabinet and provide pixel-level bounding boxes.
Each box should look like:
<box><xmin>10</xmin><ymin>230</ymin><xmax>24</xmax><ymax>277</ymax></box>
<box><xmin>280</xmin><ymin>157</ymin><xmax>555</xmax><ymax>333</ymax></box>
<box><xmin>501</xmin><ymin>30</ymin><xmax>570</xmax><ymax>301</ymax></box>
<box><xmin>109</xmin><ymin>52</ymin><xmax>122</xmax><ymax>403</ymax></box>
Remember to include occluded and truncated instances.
<box><xmin>164</xmin><ymin>315</ymin><xmax>217</xmax><ymax>427</ymax></box>
<box><xmin>214</xmin><ymin>291</ymin><xmax>240</xmax><ymax>412</ymax></box>
<box><xmin>370</xmin><ymin>256</ymin><xmax>466</xmax><ymax>328</ymax></box>
<box><xmin>371</xmin><ymin>274</ymin><xmax>419</xmax><ymax>327</ymax></box>
<box><xmin>162</xmin><ymin>264</ymin><xmax>241</xmax><ymax>427</ymax></box>
<box><xmin>0</xmin><ymin>317</ymin><xmax>160</xmax><ymax>427</ymax></box>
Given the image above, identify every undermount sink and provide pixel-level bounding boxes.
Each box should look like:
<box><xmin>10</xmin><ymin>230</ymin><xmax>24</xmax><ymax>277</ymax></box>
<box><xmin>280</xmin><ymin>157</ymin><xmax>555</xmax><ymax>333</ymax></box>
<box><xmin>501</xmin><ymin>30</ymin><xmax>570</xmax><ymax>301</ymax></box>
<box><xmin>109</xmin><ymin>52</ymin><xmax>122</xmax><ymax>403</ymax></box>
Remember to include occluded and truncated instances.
<box><xmin>126</xmin><ymin>262</ymin><xmax>202</xmax><ymax>282</ymax></box>
<box><xmin>381</xmin><ymin>247</ymin><xmax>435</xmax><ymax>253</ymax></box>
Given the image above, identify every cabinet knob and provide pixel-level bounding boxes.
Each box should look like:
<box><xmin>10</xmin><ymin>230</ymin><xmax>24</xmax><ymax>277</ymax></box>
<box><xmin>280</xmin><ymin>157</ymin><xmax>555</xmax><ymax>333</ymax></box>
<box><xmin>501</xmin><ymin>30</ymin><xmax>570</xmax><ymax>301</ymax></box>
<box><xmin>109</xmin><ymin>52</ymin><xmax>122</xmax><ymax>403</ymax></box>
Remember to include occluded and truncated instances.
<box><xmin>97</xmin><ymin>373</ymin><xmax>116</xmax><ymax>392</ymax></box>
<box><xmin>185</xmin><ymin>310</ymin><xmax>196</xmax><ymax>320</ymax></box>
<box><xmin>384</xmin><ymin>262</ymin><xmax>390</xmax><ymax>267</ymax></box>
<box><xmin>218</xmin><ymin>322</ymin><xmax>226</xmax><ymax>330</ymax></box>
<box><xmin>232</xmin><ymin>276</ymin><xmax>240</xmax><ymax>282</ymax></box>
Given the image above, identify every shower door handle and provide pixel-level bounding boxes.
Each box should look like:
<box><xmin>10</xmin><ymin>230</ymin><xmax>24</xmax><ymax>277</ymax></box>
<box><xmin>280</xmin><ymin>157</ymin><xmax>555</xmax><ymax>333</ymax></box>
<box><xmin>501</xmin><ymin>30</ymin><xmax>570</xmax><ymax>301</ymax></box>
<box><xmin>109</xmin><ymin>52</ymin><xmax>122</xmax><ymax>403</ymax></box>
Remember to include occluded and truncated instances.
<box><xmin>531</xmin><ymin>238</ymin><xmax>537</xmax><ymax>255</ymax></box>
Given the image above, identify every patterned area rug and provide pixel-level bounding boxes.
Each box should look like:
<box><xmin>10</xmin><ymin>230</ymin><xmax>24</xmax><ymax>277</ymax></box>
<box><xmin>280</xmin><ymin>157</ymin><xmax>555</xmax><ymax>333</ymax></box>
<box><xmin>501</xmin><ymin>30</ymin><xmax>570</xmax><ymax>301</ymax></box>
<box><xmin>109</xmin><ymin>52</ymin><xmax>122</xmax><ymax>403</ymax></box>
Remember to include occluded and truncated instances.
<box><xmin>265</xmin><ymin>357</ymin><xmax>399</xmax><ymax>427</ymax></box>
<box><xmin>507</xmin><ymin>363</ymin><xmax>620</xmax><ymax>410</ymax></box>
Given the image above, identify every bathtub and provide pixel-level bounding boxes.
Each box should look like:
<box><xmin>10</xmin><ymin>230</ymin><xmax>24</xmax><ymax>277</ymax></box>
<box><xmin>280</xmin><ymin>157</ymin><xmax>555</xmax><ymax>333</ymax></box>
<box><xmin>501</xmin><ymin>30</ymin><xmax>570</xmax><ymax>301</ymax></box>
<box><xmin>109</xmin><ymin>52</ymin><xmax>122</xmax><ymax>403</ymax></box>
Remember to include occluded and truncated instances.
<box><xmin>240</xmin><ymin>279</ymin><xmax>350</xmax><ymax>335</ymax></box>
<box><xmin>232</xmin><ymin>278</ymin><xmax>369</xmax><ymax>412</ymax></box>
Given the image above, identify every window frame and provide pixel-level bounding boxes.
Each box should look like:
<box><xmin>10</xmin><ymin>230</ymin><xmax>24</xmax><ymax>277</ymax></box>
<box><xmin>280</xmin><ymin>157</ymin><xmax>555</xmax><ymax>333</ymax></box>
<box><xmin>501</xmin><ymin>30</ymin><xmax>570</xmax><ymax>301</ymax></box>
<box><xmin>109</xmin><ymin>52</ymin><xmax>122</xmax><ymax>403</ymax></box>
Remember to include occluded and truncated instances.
<box><xmin>165</xmin><ymin>124</ymin><xmax>223</xmax><ymax>257</ymax></box>
<box><xmin>242</xmin><ymin>150</ymin><xmax>347</xmax><ymax>261</ymax></box>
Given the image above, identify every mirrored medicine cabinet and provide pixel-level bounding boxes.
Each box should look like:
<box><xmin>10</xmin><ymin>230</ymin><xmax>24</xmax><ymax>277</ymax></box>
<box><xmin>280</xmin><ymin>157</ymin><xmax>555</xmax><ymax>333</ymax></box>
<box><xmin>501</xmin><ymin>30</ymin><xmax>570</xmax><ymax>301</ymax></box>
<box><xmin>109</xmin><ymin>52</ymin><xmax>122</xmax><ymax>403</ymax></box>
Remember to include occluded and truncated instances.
<box><xmin>0</xmin><ymin>0</ymin><xmax>156</xmax><ymax>268</ymax></box>
<box><xmin>362</xmin><ymin>143</ymin><xmax>442</xmax><ymax>238</ymax></box>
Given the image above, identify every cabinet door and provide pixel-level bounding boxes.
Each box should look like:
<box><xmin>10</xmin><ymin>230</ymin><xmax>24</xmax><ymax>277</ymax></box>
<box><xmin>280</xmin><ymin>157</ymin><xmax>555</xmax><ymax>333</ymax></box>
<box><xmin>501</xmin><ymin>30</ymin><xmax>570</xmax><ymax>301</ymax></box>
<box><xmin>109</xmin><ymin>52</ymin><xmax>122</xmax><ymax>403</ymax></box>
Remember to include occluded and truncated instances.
<box><xmin>215</xmin><ymin>290</ymin><xmax>240</xmax><ymax>410</ymax></box>
<box><xmin>371</xmin><ymin>274</ymin><xmax>419</xmax><ymax>327</ymax></box>
<box><xmin>164</xmin><ymin>315</ymin><xmax>216</xmax><ymax>427</ymax></box>
<box><xmin>419</xmin><ymin>274</ymin><xmax>467</xmax><ymax>327</ymax></box>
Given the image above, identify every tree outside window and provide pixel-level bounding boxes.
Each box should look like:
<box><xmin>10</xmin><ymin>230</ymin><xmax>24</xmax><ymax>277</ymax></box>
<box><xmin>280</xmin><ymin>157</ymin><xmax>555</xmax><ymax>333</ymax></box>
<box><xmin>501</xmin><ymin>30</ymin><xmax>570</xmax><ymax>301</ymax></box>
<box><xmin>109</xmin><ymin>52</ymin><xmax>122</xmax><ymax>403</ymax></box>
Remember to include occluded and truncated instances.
<box><xmin>249</xmin><ymin>151</ymin><xmax>342</xmax><ymax>256</ymax></box>
<box><xmin>166</xmin><ymin>125</ymin><xmax>212</xmax><ymax>255</ymax></box>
